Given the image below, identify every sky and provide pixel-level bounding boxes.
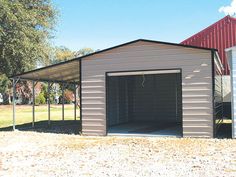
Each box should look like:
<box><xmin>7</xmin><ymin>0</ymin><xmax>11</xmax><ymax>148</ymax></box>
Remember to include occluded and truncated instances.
<box><xmin>52</xmin><ymin>0</ymin><xmax>235</xmax><ymax>51</ymax></box>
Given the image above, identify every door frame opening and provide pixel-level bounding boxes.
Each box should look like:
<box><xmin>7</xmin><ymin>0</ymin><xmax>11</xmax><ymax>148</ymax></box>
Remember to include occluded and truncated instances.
<box><xmin>105</xmin><ymin>68</ymin><xmax>183</xmax><ymax>137</ymax></box>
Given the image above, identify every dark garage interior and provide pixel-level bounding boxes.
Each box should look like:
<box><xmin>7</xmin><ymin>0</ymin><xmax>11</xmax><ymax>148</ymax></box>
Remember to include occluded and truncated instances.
<box><xmin>107</xmin><ymin>71</ymin><xmax>183</xmax><ymax>136</ymax></box>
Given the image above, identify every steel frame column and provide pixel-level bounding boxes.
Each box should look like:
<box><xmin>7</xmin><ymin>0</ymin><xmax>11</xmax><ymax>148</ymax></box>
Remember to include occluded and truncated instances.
<box><xmin>62</xmin><ymin>83</ymin><xmax>65</xmax><ymax>121</ymax></box>
<box><xmin>48</xmin><ymin>82</ymin><xmax>51</xmax><ymax>125</ymax></box>
<box><xmin>12</xmin><ymin>78</ymin><xmax>16</xmax><ymax>130</ymax></box>
<box><xmin>175</xmin><ymin>74</ymin><xmax>178</xmax><ymax>121</ymax></box>
<box><xmin>32</xmin><ymin>81</ymin><xmax>35</xmax><ymax>127</ymax></box>
<box><xmin>12</xmin><ymin>77</ymin><xmax>20</xmax><ymax>131</ymax></box>
<box><xmin>74</xmin><ymin>84</ymin><xmax>77</xmax><ymax>120</ymax></box>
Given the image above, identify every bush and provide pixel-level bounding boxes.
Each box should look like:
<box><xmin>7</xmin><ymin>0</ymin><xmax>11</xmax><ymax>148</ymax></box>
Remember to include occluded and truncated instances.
<box><xmin>35</xmin><ymin>93</ymin><xmax>46</xmax><ymax>105</ymax></box>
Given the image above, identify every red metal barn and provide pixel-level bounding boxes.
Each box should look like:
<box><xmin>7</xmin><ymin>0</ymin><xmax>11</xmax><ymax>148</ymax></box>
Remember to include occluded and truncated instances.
<box><xmin>181</xmin><ymin>15</ymin><xmax>236</xmax><ymax>75</ymax></box>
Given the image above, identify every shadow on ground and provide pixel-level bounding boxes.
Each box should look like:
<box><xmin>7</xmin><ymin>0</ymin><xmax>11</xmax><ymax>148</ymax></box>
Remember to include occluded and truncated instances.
<box><xmin>0</xmin><ymin>120</ymin><xmax>81</xmax><ymax>134</ymax></box>
<box><xmin>0</xmin><ymin>120</ymin><xmax>232</xmax><ymax>138</ymax></box>
<box><xmin>216</xmin><ymin>122</ymin><xmax>232</xmax><ymax>139</ymax></box>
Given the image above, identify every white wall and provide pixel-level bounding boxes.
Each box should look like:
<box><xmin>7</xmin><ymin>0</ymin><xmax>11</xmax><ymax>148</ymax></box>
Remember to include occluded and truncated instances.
<box><xmin>222</xmin><ymin>76</ymin><xmax>231</xmax><ymax>102</ymax></box>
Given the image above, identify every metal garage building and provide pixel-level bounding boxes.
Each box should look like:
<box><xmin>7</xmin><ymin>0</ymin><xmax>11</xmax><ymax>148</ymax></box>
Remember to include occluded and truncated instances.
<box><xmin>12</xmin><ymin>39</ymin><xmax>223</xmax><ymax>138</ymax></box>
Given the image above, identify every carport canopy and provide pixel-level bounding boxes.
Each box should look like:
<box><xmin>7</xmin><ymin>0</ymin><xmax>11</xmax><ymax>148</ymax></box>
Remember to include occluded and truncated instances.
<box><xmin>11</xmin><ymin>58</ymin><xmax>81</xmax><ymax>131</ymax></box>
<box><xmin>13</xmin><ymin>58</ymin><xmax>80</xmax><ymax>84</ymax></box>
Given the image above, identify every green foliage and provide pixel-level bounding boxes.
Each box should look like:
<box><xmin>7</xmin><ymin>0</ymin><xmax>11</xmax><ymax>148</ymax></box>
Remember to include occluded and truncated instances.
<box><xmin>0</xmin><ymin>74</ymin><xmax>10</xmax><ymax>104</ymax></box>
<box><xmin>40</xmin><ymin>83</ymin><xmax>48</xmax><ymax>101</ymax></box>
<box><xmin>52</xmin><ymin>47</ymin><xmax>94</xmax><ymax>64</ymax></box>
<box><xmin>76</xmin><ymin>48</ymin><xmax>94</xmax><ymax>57</ymax></box>
<box><xmin>35</xmin><ymin>95</ymin><xmax>40</xmax><ymax>105</ymax></box>
<box><xmin>35</xmin><ymin>83</ymin><xmax>60</xmax><ymax>105</ymax></box>
<box><xmin>52</xmin><ymin>46</ymin><xmax>75</xmax><ymax>64</ymax></box>
<box><xmin>0</xmin><ymin>74</ymin><xmax>10</xmax><ymax>94</ymax></box>
<box><xmin>35</xmin><ymin>92</ymin><xmax>46</xmax><ymax>105</ymax></box>
<box><xmin>0</xmin><ymin>0</ymin><xmax>58</xmax><ymax>77</ymax></box>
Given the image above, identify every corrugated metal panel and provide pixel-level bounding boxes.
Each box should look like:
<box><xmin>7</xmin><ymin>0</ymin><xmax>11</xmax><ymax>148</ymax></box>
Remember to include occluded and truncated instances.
<box><xmin>181</xmin><ymin>15</ymin><xmax>236</xmax><ymax>75</ymax></box>
<box><xmin>107</xmin><ymin>77</ymin><xmax>129</xmax><ymax>126</ymax></box>
<box><xmin>12</xmin><ymin>59</ymin><xmax>80</xmax><ymax>83</ymax></box>
<box><xmin>81</xmin><ymin>41</ymin><xmax>214</xmax><ymax>138</ymax></box>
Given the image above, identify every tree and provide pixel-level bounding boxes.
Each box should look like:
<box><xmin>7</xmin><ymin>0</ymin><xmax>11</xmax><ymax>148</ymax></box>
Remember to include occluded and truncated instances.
<box><xmin>0</xmin><ymin>0</ymin><xmax>57</xmax><ymax>76</ymax></box>
<box><xmin>75</xmin><ymin>48</ymin><xmax>94</xmax><ymax>57</ymax></box>
<box><xmin>51</xmin><ymin>46</ymin><xmax>75</xmax><ymax>64</ymax></box>
<box><xmin>0</xmin><ymin>0</ymin><xmax>57</xmax><ymax>103</ymax></box>
<box><xmin>35</xmin><ymin>92</ymin><xmax>46</xmax><ymax>105</ymax></box>
<box><xmin>0</xmin><ymin>74</ymin><xmax>10</xmax><ymax>104</ymax></box>
<box><xmin>52</xmin><ymin>47</ymin><xmax>94</xmax><ymax>64</ymax></box>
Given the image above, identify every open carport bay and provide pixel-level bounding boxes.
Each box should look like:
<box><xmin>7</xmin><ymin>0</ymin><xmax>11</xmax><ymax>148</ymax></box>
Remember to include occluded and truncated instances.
<box><xmin>107</xmin><ymin>70</ymin><xmax>182</xmax><ymax>136</ymax></box>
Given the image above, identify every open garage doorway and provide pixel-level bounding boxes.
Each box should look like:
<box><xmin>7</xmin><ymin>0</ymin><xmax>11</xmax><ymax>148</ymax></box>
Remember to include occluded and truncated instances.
<box><xmin>106</xmin><ymin>69</ymin><xmax>183</xmax><ymax>137</ymax></box>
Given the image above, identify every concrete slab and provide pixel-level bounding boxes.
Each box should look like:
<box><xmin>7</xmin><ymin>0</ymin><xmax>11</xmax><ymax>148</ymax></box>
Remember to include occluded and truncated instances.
<box><xmin>108</xmin><ymin>122</ymin><xmax>182</xmax><ymax>137</ymax></box>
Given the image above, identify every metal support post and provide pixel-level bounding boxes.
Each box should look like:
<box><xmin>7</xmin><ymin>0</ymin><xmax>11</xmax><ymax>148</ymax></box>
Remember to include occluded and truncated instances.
<box><xmin>62</xmin><ymin>83</ymin><xmax>65</xmax><ymax>121</ymax></box>
<box><xmin>175</xmin><ymin>74</ymin><xmax>178</xmax><ymax>120</ymax></box>
<box><xmin>74</xmin><ymin>84</ymin><xmax>77</xmax><ymax>120</ymax></box>
<box><xmin>48</xmin><ymin>82</ymin><xmax>51</xmax><ymax>125</ymax></box>
<box><xmin>32</xmin><ymin>81</ymin><xmax>35</xmax><ymax>127</ymax></box>
<box><xmin>12</xmin><ymin>78</ymin><xmax>16</xmax><ymax>130</ymax></box>
<box><xmin>12</xmin><ymin>77</ymin><xmax>20</xmax><ymax>130</ymax></box>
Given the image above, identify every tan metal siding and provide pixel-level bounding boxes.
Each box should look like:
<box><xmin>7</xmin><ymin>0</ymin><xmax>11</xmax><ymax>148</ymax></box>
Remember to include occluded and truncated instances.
<box><xmin>81</xmin><ymin>41</ymin><xmax>213</xmax><ymax>137</ymax></box>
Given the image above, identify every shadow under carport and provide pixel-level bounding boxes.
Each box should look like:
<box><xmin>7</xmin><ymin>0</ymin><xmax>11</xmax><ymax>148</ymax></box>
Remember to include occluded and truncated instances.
<box><xmin>0</xmin><ymin>120</ymin><xmax>81</xmax><ymax>135</ymax></box>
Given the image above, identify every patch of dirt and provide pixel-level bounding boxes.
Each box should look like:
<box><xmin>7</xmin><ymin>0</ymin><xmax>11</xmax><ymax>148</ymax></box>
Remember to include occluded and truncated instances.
<box><xmin>0</xmin><ymin>131</ymin><xmax>235</xmax><ymax>177</ymax></box>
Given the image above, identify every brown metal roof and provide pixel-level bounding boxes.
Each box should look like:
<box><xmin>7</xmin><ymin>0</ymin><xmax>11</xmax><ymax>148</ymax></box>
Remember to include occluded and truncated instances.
<box><xmin>13</xmin><ymin>59</ymin><xmax>80</xmax><ymax>84</ymax></box>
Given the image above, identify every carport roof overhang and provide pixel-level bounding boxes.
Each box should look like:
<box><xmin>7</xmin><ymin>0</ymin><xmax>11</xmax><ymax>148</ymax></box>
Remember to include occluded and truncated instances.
<box><xmin>11</xmin><ymin>58</ymin><xmax>81</xmax><ymax>84</ymax></box>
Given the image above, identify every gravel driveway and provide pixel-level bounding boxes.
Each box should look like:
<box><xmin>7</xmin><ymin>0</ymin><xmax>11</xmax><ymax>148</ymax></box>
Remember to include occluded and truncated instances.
<box><xmin>0</xmin><ymin>131</ymin><xmax>235</xmax><ymax>177</ymax></box>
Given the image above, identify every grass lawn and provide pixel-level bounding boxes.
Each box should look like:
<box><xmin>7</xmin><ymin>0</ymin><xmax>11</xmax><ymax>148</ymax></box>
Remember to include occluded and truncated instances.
<box><xmin>0</xmin><ymin>104</ymin><xmax>80</xmax><ymax>128</ymax></box>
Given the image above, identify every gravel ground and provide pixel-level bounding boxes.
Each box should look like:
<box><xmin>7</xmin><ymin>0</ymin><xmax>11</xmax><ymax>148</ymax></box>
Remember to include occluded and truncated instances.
<box><xmin>0</xmin><ymin>131</ymin><xmax>235</xmax><ymax>177</ymax></box>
